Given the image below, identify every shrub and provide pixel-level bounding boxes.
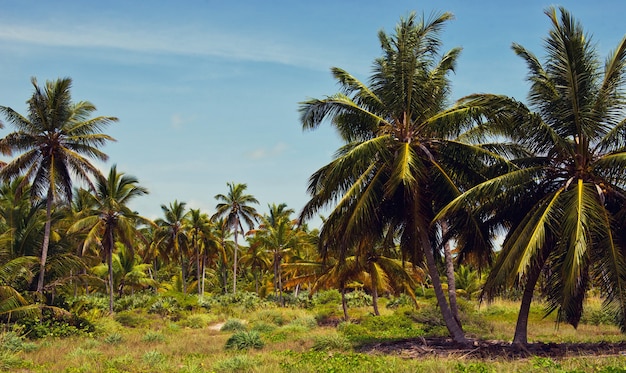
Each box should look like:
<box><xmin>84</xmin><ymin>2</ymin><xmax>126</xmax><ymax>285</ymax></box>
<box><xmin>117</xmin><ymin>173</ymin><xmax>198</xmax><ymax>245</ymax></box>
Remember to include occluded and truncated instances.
<box><xmin>17</xmin><ymin>312</ymin><xmax>94</xmax><ymax>339</ymax></box>
<box><xmin>0</xmin><ymin>332</ymin><xmax>37</xmax><ymax>352</ymax></box>
<box><xmin>250</xmin><ymin>321</ymin><xmax>276</xmax><ymax>333</ymax></box>
<box><xmin>386</xmin><ymin>294</ymin><xmax>415</xmax><ymax>309</ymax></box>
<box><xmin>114</xmin><ymin>310</ymin><xmax>147</xmax><ymax>328</ymax></box>
<box><xmin>149</xmin><ymin>296</ymin><xmax>181</xmax><ymax>319</ymax></box>
<box><xmin>213</xmin><ymin>355</ymin><xmax>256</xmax><ymax>372</ymax></box>
<box><xmin>220</xmin><ymin>319</ymin><xmax>247</xmax><ymax>332</ymax></box>
<box><xmin>345</xmin><ymin>290</ymin><xmax>372</xmax><ymax>307</ymax></box>
<box><xmin>142</xmin><ymin>350</ymin><xmax>165</xmax><ymax>367</ymax></box>
<box><xmin>338</xmin><ymin>313</ymin><xmax>423</xmax><ymax>344</ymax></box>
<box><xmin>114</xmin><ymin>293</ymin><xmax>155</xmax><ymax>311</ymax></box>
<box><xmin>104</xmin><ymin>332</ymin><xmax>123</xmax><ymax>345</ymax></box>
<box><xmin>311</xmin><ymin>334</ymin><xmax>352</xmax><ymax>351</ymax></box>
<box><xmin>312</xmin><ymin>290</ymin><xmax>341</xmax><ymax>306</ymax></box>
<box><xmin>142</xmin><ymin>331</ymin><xmax>165</xmax><ymax>343</ymax></box>
<box><xmin>288</xmin><ymin>315</ymin><xmax>317</xmax><ymax>329</ymax></box>
<box><xmin>224</xmin><ymin>331</ymin><xmax>264</xmax><ymax>350</ymax></box>
<box><xmin>180</xmin><ymin>313</ymin><xmax>217</xmax><ymax>329</ymax></box>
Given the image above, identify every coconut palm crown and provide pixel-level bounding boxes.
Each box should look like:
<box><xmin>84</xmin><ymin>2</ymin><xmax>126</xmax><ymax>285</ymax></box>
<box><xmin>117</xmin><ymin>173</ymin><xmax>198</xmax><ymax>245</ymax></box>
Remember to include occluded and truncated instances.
<box><xmin>439</xmin><ymin>7</ymin><xmax>626</xmax><ymax>344</ymax></box>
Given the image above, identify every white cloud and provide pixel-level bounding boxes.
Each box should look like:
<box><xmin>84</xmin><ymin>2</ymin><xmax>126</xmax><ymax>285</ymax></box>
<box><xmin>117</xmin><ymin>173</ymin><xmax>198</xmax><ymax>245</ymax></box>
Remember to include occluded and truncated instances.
<box><xmin>170</xmin><ymin>114</ymin><xmax>185</xmax><ymax>130</ymax></box>
<box><xmin>0</xmin><ymin>22</ymin><xmax>339</xmax><ymax>71</ymax></box>
<box><xmin>247</xmin><ymin>142</ymin><xmax>287</xmax><ymax>160</ymax></box>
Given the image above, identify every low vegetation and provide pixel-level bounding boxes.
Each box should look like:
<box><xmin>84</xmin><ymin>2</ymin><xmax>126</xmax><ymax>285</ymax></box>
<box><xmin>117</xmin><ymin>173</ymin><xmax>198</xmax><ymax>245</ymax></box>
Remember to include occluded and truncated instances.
<box><xmin>0</xmin><ymin>291</ymin><xmax>624</xmax><ymax>372</ymax></box>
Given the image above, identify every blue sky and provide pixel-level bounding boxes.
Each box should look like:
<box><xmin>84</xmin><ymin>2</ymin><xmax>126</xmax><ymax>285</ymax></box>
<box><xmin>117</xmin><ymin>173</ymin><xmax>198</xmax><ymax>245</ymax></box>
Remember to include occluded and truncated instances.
<box><xmin>0</xmin><ymin>1</ymin><xmax>624</xmax><ymax>228</ymax></box>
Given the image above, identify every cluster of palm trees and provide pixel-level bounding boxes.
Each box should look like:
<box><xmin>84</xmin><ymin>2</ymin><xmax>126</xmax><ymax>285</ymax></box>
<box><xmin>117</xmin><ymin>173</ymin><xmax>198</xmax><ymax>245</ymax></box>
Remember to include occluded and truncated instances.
<box><xmin>1</xmin><ymin>6</ymin><xmax>626</xmax><ymax>348</ymax></box>
<box><xmin>0</xmin><ymin>79</ymin><xmax>320</xmax><ymax>316</ymax></box>
<box><xmin>299</xmin><ymin>7</ymin><xmax>626</xmax><ymax>346</ymax></box>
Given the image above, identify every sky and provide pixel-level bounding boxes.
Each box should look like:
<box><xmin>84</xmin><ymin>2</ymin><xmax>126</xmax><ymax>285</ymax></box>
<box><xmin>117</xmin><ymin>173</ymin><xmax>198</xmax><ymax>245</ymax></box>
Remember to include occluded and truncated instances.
<box><xmin>0</xmin><ymin>0</ymin><xmax>625</xmax><ymax>228</ymax></box>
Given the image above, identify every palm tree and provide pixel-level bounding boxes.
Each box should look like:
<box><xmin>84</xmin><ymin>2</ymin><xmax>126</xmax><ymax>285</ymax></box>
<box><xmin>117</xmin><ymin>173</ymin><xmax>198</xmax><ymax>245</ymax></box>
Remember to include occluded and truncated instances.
<box><xmin>0</xmin><ymin>77</ymin><xmax>117</xmax><ymax>294</ymax></box>
<box><xmin>154</xmin><ymin>201</ymin><xmax>190</xmax><ymax>294</ymax></box>
<box><xmin>299</xmin><ymin>13</ymin><xmax>496</xmax><ymax>344</ymax></box>
<box><xmin>68</xmin><ymin>165</ymin><xmax>149</xmax><ymax>312</ymax></box>
<box><xmin>212</xmin><ymin>182</ymin><xmax>259</xmax><ymax>294</ymax></box>
<box><xmin>186</xmin><ymin>208</ymin><xmax>212</xmax><ymax>297</ymax></box>
<box><xmin>438</xmin><ymin>7</ymin><xmax>626</xmax><ymax>345</ymax></box>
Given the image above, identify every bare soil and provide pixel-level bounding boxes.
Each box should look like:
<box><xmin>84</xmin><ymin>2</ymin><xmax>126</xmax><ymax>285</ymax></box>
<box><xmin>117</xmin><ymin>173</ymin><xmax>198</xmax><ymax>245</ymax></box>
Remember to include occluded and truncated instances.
<box><xmin>358</xmin><ymin>337</ymin><xmax>626</xmax><ymax>360</ymax></box>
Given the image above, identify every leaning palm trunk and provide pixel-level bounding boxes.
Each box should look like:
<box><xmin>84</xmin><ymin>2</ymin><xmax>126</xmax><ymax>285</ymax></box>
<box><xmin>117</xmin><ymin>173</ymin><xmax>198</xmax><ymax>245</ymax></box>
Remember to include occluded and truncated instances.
<box><xmin>444</xmin><ymin>238</ymin><xmax>461</xmax><ymax>326</ymax></box>
<box><xmin>36</xmin><ymin>190</ymin><xmax>54</xmax><ymax>294</ymax></box>
<box><xmin>422</xmin><ymin>231</ymin><xmax>468</xmax><ymax>344</ymax></box>
<box><xmin>370</xmin><ymin>262</ymin><xmax>380</xmax><ymax>316</ymax></box>
<box><xmin>513</xmin><ymin>252</ymin><xmax>547</xmax><ymax>345</ymax></box>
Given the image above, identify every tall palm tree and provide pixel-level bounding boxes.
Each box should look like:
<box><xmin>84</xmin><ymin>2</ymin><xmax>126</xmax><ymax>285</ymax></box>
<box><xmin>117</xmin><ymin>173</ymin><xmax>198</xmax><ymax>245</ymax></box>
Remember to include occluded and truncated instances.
<box><xmin>438</xmin><ymin>7</ymin><xmax>626</xmax><ymax>345</ymax></box>
<box><xmin>299</xmin><ymin>13</ymin><xmax>496</xmax><ymax>344</ymax></box>
<box><xmin>212</xmin><ymin>182</ymin><xmax>259</xmax><ymax>294</ymax></box>
<box><xmin>0</xmin><ymin>77</ymin><xmax>117</xmax><ymax>294</ymax></box>
<box><xmin>68</xmin><ymin>165</ymin><xmax>150</xmax><ymax>312</ymax></box>
<box><xmin>154</xmin><ymin>201</ymin><xmax>190</xmax><ymax>294</ymax></box>
<box><xmin>186</xmin><ymin>208</ymin><xmax>212</xmax><ymax>297</ymax></box>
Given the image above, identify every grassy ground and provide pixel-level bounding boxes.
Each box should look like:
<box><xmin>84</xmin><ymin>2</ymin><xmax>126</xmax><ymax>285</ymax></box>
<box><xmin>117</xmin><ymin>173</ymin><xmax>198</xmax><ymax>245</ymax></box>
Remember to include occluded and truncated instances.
<box><xmin>2</xmin><ymin>295</ymin><xmax>626</xmax><ymax>372</ymax></box>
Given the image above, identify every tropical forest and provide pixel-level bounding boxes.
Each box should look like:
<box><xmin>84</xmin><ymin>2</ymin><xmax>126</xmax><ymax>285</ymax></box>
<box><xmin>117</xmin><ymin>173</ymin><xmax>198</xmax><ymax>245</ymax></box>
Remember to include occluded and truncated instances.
<box><xmin>2</xmin><ymin>6</ymin><xmax>626</xmax><ymax>372</ymax></box>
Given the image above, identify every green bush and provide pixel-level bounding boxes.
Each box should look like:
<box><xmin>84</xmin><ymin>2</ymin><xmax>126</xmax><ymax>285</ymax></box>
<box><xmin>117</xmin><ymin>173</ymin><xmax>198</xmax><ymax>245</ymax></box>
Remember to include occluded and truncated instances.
<box><xmin>581</xmin><ymin>307</ymin><xmax>617</xmax><ymax>326</ymax></box>
<box><xmin>311</xmin><ymin>334</ymin><xmax>352</xmax><ymax>351</ymax></box>
<box><xmin>224</xmin><ymin>331</ymin><xmax>264</xmax><ymax>350</ymax></box>
<box><xmin>148</xmin><ymin>296</ymin><xmax>181</xmax><ymax>319</ymax></box>
<box><xmin>17</xmin><ymin>312</ymin><xmax>94</xmax><ymax>339</ymax></box>
<box><xmin>213</xmin><ymin>355</ymin><xmax>256</xmax><ymax>372</ymax></box>
<box><xmin>114</xmin><ymin>310</ymin><xmax>147</xmax><ymax>328</ymax></box>
<box><xmin>345</xmin><ymin>290</ymin><xmax>372</xmax><ymax>307</ymax></box>
<box><xmin>312</xmin><ymin>290</ymin><xmax>341</xmax><ymax>306</ymax></box>
<box><xmin>142</xmin><ymin>331</ymin><xmax>165</xmax><ymax>343</ymax></box>
<box><xmin>386</xmin><ymin>294</ymin><xmax>415</xmax><ymax>309</ymax></box>
<box><xmin>249</xmin><ymin>321</ymin><xmax>276</xmax><ymax>333</ymax></box>
<box><xmin>338</xmin><ymin>313</ymin><xmax>423</xmax><ymax>344</ymax></box>
<box><xmin>104</xmin><ymin>332</ymin><xmax>123</xmax><ymax>345</ymax></box>
<box><xmin>114</xmin><ymin>293</ymin><xmax>155</xmax><ymax>311</ymax></box>
<box><xmin>0</xmin><ymin>332</ymin><xmax>37</xmax><ymax>352</ymax></box>
<box><xmin>180</xmin><ymin>313</ymin><xmax>217</xmax><ymax>329</ymax></box>
<box><xmin>220</xmin><ymin>319</ymin><xmax>247</xmax><ymax>332</ymax></box>
<box><xmin>142</xmin><ymin>350</ymin><xmax>165</xmax><ymax>367</ymax></box>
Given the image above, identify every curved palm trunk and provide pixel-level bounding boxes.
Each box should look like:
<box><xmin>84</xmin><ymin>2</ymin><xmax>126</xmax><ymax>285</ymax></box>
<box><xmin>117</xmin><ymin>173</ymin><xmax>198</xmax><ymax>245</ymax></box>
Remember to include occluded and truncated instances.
<box><xmin>36</xmin><ymin>190</ymin><xmax>54</xmax><ymax>294</ymax></box>
<box><xmin>512</xmin><ymin>252</ymin><xmax>547</xmax><ymax>346</ymax></box>
<box><xmin>370</xmin><ymin>262</ymin><xmax>380</xmax><ymax>316</ymax></box>
<box><xmin>421</xmin><ymin>230</ymin><xmax>468</xmax><ymax>344</ymax></box>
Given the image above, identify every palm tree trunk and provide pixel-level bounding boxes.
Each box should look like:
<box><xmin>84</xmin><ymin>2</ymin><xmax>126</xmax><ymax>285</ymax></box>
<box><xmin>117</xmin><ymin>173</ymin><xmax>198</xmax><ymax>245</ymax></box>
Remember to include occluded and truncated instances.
<box><xmin>107</xmin><ymin>238</ymin><xmax>114</xmax><ymax>314</ymax></box>
<box><xmin>341</xmin><ymin>282</ymin><xmax>349</xmax><ymax>321</ymax></box>
<box><xmin>180</xmin><ymin>253</ymin><xmax>187</xmax><ymax>294</ymax></box>
<box><xmin>201</xmin><ymin>255</ymin><xmax>206</xmax><ymax>296</ymax></box>
<box><xmin>444</xmin><ymin>238</ymin><xmax>461</xmax><ymax>326</ymax></box>
<box><xmin>441</xmin><ymin>221</ymin><xmax>461</xmax><ymax>326</ymax></box>
<box><xmin>421</xmin><ymin>230</ymin><xmax>468</xmax><ymax>344</ymax></box>
<box><xmin>36</xmin><ymin>190</ymin><xmax>54</xmax><ymax>294</ymax></box>
<box><xmin>195</xmin><ymin>236</ymin><xmax>201</xmax><ymax>297</ymax></box>
<box><xmin>370</xmin><ymin>262</ymin><xmax>380</xmax><ymax>316</ymax></box>
<box><xmin>512</xmin><ymin>253</ymin><xmax>547</xmax><ymax>346</ymax></box>
<box><xmin>233</xmin><ymin>226</ymin><xmax>239</xmax><ymax>294</ymax></box>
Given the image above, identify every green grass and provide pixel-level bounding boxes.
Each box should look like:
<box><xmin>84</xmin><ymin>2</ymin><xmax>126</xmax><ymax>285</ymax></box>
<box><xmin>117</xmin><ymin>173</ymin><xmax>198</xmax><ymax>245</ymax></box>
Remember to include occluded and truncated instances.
<box><xmin>6</xmin><ymin>295</ymin><xmax>626</xmax><ymax>372</ymax></box>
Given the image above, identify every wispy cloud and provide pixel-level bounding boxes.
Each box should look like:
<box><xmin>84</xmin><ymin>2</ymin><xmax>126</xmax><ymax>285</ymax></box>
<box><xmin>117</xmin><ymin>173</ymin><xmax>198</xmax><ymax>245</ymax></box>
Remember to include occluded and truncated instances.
<box><xmin>247</xmin><ymin>142</ymin><xmax>287</xmax><ymax>160</ymax></box>
<box><xmin>0</xmin><ymin>21</ymin><xmax>343</xmax><ymax>71</ymax></box>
